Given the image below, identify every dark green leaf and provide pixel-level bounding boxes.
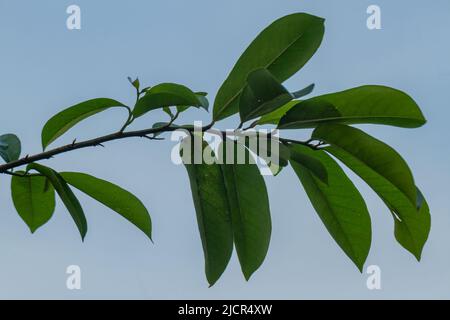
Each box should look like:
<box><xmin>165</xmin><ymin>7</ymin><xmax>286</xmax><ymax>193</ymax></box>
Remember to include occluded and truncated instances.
<box><xmin>213</xmin><ymin>13</ymin><xmax>325</xmax><ymax>121</ymax></box>
<box><xmin>133</xmin><ymin>83</ymin><xmax>205</xmax><ymax>118</ymax></box>
<box><xmin>292</xmin><ymin>83</ymin><xmax>315</xmax><ymax>99</ymax></box>
<box><xmin>219</xmin><ymin>140</ymin><xmax>272</xmax><ymax>280</ymax></box>
<box><xmin>279</xmin><ymin>86</ymin><xmax>426</xmax><ymax>129</ymax></box>
<box><xmin>239</xmin><ymin>69</ymin><xmax>293</xmax><ymax>122</ymax></box>
<box><xmin>41</xmin><ymin>98</ymin><xmax>126</xmax><ymax>149</ymax></box>
<box><xmin>181</xmin><ymin>137</ymin><xmax>233</xmax><ymax>286</ymax></box>
<box><xmin>27</xmin><ymin>163</ymin><xmax>87</xmax><ymax>241</ymax></box>
<box><xmin>0</xmin><ymin>134</ymin><xmax>21</xmax><ymax>162</ymax></box>
<box><xmin>60</xmin><ymin>172</ymin><xmax>152</xmax><ymax>241</ymax></box>
<box><xmin>289</xmin><ymin>145</ymin><xmax>328</xmax><ymax>184</ymax></box>
<box><xmin>11</xmin><ymin>172</ymin><xmax>55</xmax><ymax>233</ymax></box>
<box><xmin>313</xmin><ymin>124</ymin><xmax>417</xmax><ymax>206</ymax></box>
<box><xmin>323</xmin><ymin>143</ymin><xmax>430</xmax><ymax>260</ymax></box>
<box><xmin>290</xmin><ymin>145</ymin><xmax>371</xmax><ymax>271</ymax></box>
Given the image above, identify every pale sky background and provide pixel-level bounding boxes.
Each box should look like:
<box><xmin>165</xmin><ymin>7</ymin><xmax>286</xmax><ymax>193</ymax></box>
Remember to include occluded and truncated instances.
<box><xmin>0</xmin><ymin>0</ymin><xmax>449</xmax><ymax>299</ymax></box>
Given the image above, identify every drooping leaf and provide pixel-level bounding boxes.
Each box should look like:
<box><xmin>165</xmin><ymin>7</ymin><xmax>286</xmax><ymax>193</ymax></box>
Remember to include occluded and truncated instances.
<box><xmin>41</xmin><ymin>98</ymin><xmax>126</xmax><ymax>149</ymax></box>
<box><xmin>290</xmin><ymin>144</ymin><xmax>371</xmax><ymax>271</ymax></box>
<box><xmin>257</xmin><ymin>101</ymin><xmax>300</xmax><ymax>125</ymax></box>
<box><xmin>133</xmin><ymin>83</ymin><xmax>207</xmax><ymax>118</ymax></box>
<box><xmin>289</xmin><ymin>145</ymin><xmax>328</xmax><ymax>184</ymax></box>
<box><xmin>11</xmin><ymin>172</ymin><xmax>55</xmax><ymax>233</ymax></box>
<box><xmin>323</xmin><ymin>144</ymin><xmax>430</xmax><ymax>260</ymax></box>
<box><xmin>177</xmin><ymin>93</ymin><xmax>209</xmax><ymax>113</ymax></box>
<box><xmin>0</xmin><ymin>134</ymin><xmax>21</xmax><ymax>162</ymax></box>
<box><xmin>219</xmin><ymin>140</ymin><xmax>272</xmax><ymax>280</ymax></box>
<box><xmin>213</xmin><ymin>13</ymin><xmax>325</xmax><ymax>121</ymax></box>
<box><xmin>313</xmin><ymin>124</ymin><xmax>417</xmax><ymax>205</ymax></box>
<box><xmin>27</xmin><ymin>163</ymin><xmax>87</xmax><ymax>241</ymax></box>
<box><xmin>239</xmin><ymin>69</ymin><xmax>293</xmax><ymax>122</ymax></box>
<box><xmin>278</xmin><ymin>86</ymin><xmax>426</xmax><ymax>129</ymax></box>
<box><xmin>181</xmin><ymin>137</ymin><xmax>233</xmax><ymax>286</ymax></box>
<box><xmin>60</xmin><ymin>172</ymin><xmax>152</xmax><ymax>241</ymax></box>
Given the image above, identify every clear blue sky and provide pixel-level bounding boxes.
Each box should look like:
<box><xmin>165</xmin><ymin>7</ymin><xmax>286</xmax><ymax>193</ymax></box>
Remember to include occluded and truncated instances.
<box><xmin>0</xmin><ymin>0</ymin><xmax>449</xmax><ymax>299</ymax></box>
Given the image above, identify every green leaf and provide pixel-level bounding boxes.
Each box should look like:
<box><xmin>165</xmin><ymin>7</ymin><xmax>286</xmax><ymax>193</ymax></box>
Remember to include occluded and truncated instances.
<box><xmin>177</xmin><ymin>93</ymin><xmax>209</xmax><ymax>113</ymax></box>
<box><xmin>240</xmin><ymin>134</ymin><xmax>290</xmax><ymax>176</ymax></box>
<box><xmin>213</xmin><ymin>13</ymin><xmax>325</xmax><ymax>121</ymax></box>
<box><xmin>0</xmin><ymin>134</ymin><xmax>21</xmax><ymax>162</ymax></box>
<box><xmin>313</xmin><ymin>124</ymin><xmax>417</xmax><ymax>206</ymax></box>
<box><xmin>27</xmin><ymin>163</ymin><xmax>87</xmax><ymax>241</ymax></box>
<box><xmin>60</xmin><ymin>172</ymin><xmax>152</xmax><ymax>241</ymax></box>
<box><xmin>133</xmin><ymin>83</ymin><xmax>206</xmax><ymax>118</ymax></box>
<box><xmin>219</xmin><ymin>140</ymin><xmax>272</xmax><ymax>280</ymax></box>
<box><xmin>292</xmin><ymin>83</ymin><xmax>315</xmax><ymax>99</ymax></box>
<box><xmin>290</xmin><ymin>145</ymin><xmax>371</xmax><ymax>271</ymax></box>
<box><xmin>181</xmin><ymin>137</ymin><xmax>233</xmax><ymax>286</ymax></box>
<box><xmin>323</xmin><ymin>142</ymin><xmax>430</xmax><ymax>260</ymax></box>
<box><xmin>11</xmin><ymin>172</ymin><xmax>55</xmax><ymax>233</ymax></box>
<box><xmin>128</xmin><ymin>77</ymin><xmax>140</xmax><ymax>91</ymax></box>
<box><xmin>289</xmin><ymin>145</ymin><xmax>328</xmax><ymax>184</ymax></box>
<box><xmin>41</xmin><ymin>98</ymin><xmax>126</xmax><ymax>150</ymax></box>
<box><xmin>278</xmin><ymin>86</ymin><xmax>426</xmax><ymax>129</ymax></box>
<box><xmin>239</xmin><ymin>69</ymin><xmax>293</xmax><ymax>122</ymax></box>
<box><xmin>257</xmin><ymin>101</ymin><xmax>300</xmax><ymax>125</ymax></box>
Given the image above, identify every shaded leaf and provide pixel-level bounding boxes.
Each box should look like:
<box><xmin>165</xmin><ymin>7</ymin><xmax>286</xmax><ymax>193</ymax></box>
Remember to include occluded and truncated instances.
<box><xmin>323</xmin><ymin>144</ymin><xmax>430</xmax><ymax>260</ymax></box>
<box><xmin>181</xmin><ymin>137</ymin><xmax>233</xmax><ymax>286</ymax></box>
<box><xmin>213</xmin><ymin>13</ymin><xmax>325</xmax><ymax>121</ymax></box>
<box><xmin>257</xmin><ymin>101</ymin><xmax>300</xmax><ymax>125</ymax></box>
<box><xmin>219</xmin><ymin>140</ymin><xmax>272</xmax><ymax>279</ymax></box>
<box><xmin>27</xmin><ymin>163</ymin><xmax>87</xmax><ymax>241</ymax></box>
<box><xmin>42</xmin><ymin>98</ymin><xmax>126</xmax><ymax>149</ymax></box>
<box><xmin>289</xmin><ymin>145</ymin><xmax>328</xmax><ymax>184</ymax></box>
<box><xmin>11</xmin><ymin>172</ymin><xmax>55</xmax><ymax>233</ymax></box>
<box><xmin>61</xmin><ymin>172</ymin><xmax>152</xmax><ymax>240</ymax></box>
<box><xmin>239</xmin><ymin>69</ymin><xmax>293</xmax><ymax>122</ymax></box>
<box><xmin>0</xmin><ymin>134</ymin><xmax>21</xmax><ymax>162</ymax></box>
<box><xmin>313</xmin><ymin>124</ymin><xmax>417</xmax><ymax>206</ymax></box>
<box><xmin>292</xmin><ymin>83</ymin><xmax>315</xmax><ymax>99</ymax></box>
<box><xmin>133</xmin><ymin>83</ymin><xmax>206</xmax><ymax>118</ymax></box>
<box><xmin>290</xmin><ymin>144</ymin><xmax>371</xmax><ymax>271</ymax></box>
<box><xmin>279</xmin><ymin>86</ymin><xmax>426</xmax><ymax>129</ymax></box>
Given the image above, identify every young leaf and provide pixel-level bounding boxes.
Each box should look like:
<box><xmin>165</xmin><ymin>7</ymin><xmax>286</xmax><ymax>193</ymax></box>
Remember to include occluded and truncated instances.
<box><xmin>278</xmin><ymin>86</ymin><xmax>426</xmax><ymax>129</ymax></box>
<box><xmin>0</xmin><ymin>134</ymin><xmax>21</xmax><ymax>163</ymax></box>
<box><xmin>313</xmin><ymin>124</ymin><xmax>417</xmax><ymax>206</ymax></box>
<box><xmin>219</xmin><ymin>140</ymin><xmax>272</xmax><ymax>280</ymax></box>
<box><xmin>213</xmin><ymin>13</ymin><xmax>325</xmax><ymax>121</ymax></box>
<box><xmin>133</xmin><ymin>83</ymin><xmax>206</xmax><ymax>118</ymax></box>
<box><xmin>181</xmin><ymin>137</ymin><xmax>233</xmax><ymax>286</ymax></box>
<box><xmin>323</xmin><ymin>144</ymin><xmax>430</xmax><ymax>260</ymax></box>
<box><xmin>290</xmin><ymin>145</ymin><xmax>372</xmax><ymax>271</ymax></box>
<box><xmin>41</xmin><ymin>98</ymin><xmax>127</xmax><ymax>150</ymax></box>
<box><xmin>257</xmin><ymin>101</ymin><xmax>300</xmax><ymax>125</ymax></box>
<box><xmin>239</xmin><ymin>69</ymin><xmax>293</xmax><ymax>122</ymax></box>
<box><xmin>27</xmin><ymin>163</ymin><xmax>87</xmax><ymax>241</ymax></box>
<box><xmin>11</xmin><ymin>172</ymin><xmax>55</xmax><ymax>233</ymax></box>
<box><xmin>60</xmin><ymin>172</ymin><xmax>152</xmax><ymax>240</ymax></box>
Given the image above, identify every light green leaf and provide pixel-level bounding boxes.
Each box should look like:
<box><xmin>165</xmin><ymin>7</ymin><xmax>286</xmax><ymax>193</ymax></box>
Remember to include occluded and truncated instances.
<box><xmin>313</xmin><ymin>124</ymin><xmax>417</xmax><ymax>206</ymax></box>
<box><xmin>279</xmin><ymin>86</ymin><xmax>426</xmax><ymax>129</ymax></box>
<box><xmin>60</xmin><ymin>172</ymin><xmax>152</xmax><ymax>241</ymax></box>
<box><xmin>11</xmin><ymin>172</ymin><xmax>55</xmax><ymax>233</ymax></box>
<box><xmin>27</xmin><ymin>163</ymin><xmax>87</xmax><ymax>241</ymax></box>
<box><xmin>181</xmin><ymin>137</ymin><xmax>233</xmax><ymax>286</ymax></box>
<box><xmin>290</xmin><ymin>145</ymin><xmax>371</xmax><ymax>271</ymax></box>
<box><xmin>257</xmin><ymin>101</ymin><xmax>300</xmax><ymax>125</ymax></box>
<box><xmin>41</xmin><ymin>98</ymin><xmax>126</xmax><ymax>150</ymax></box>
<box><xmin>0</xmin><ymin>134</ymin><xmax>21</xmax><ymax>163</ymax></box>
<box><xmin>213</xmin><ymin>13</ymin><xmax>325</xmax><ymax>121</ymax></box>
<box><xmin>133</xmin><ymin>83</ymin><xmax>206</xmax><ymax>118</ymax></box>
<box><xmin>239</xmin><ymin>69</ymin><xmax>293</xmax><ymax>122</ymax></box>
<box><xmin>219</xmin><ymin>140</ymin><xmax>272</xmax><ymax>280</ymax></box>
<box><xmin>323</xmin><ymin>143</ymin><xmax>430</xmax><ymax>260</ymax></box>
